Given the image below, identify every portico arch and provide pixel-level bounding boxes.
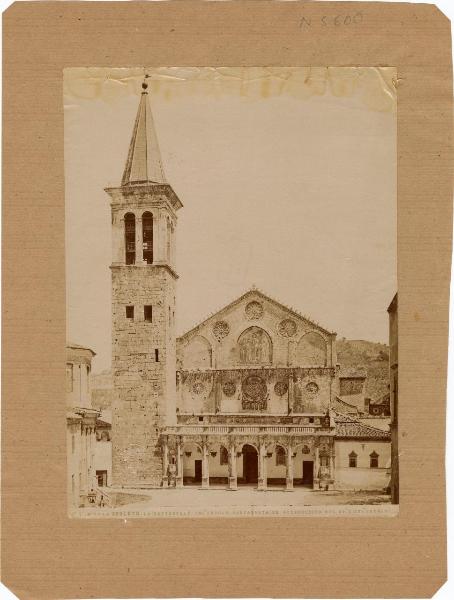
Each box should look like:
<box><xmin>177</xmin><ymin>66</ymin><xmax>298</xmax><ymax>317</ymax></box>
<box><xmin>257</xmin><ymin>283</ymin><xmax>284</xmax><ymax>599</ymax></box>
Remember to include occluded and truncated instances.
<box><xmin>241</xmin><ymin>443</ymin><xmax>259</xmax><ymax>484</ymax></box>
<box><xmin>181</xmin><ymin>441</ymin><xmax>202</xmax><ymax>486</ymax></box>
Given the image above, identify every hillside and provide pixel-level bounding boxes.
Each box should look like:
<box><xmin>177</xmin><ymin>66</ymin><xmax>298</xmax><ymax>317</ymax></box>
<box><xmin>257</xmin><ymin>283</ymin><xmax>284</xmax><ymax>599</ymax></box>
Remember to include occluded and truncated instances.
<box><xmin>336</xmin><ymin>339</ymin><xmax>389</xmax><ymax>402</ymax></box>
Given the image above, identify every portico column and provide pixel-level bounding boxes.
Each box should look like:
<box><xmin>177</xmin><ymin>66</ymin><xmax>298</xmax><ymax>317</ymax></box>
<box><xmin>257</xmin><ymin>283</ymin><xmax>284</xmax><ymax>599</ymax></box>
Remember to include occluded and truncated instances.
<box><xmin>135</xmin><ymin>217</ymin><xmax>143</xmax><ymax>264</ymax></box>
<box><xmin>82</xmin><ymin>427</ymin><xmax>88</xmax><ymax>494</ymax></box>
<box><xmin>162</xmin><ymin>436</ymin><xmax>169</xmax><ymax>488</ymax></box>
<box><xmin>89</xmin><ymin>426</ymin><xmax>96</xmax><ymax>490</ymax></box>
<box><xmin>258</xmin><ymin>441</ymin><xmax>267</xmax><ymax>491</ymax></box>
<box><xmin>328</xmin><ymin>449</ymin><xmax>335</xmax><ymax>490</ymax></box>
<box><xmin>176</xmin><ymin>438</ymin><xmax>183</xmax><ymax>488</ymax></box>
<box><xmin>202</xmin><ymin>440</ymin><xmax>210</xmax><ymax>489</ymax></box>
<box><xmin>228</xmin><ymin>442</ymin><xmax>238</xmax><ymax>490</ymax></box>
<box><xmin>286</xmin><ymin>443</ymin><xmax>294</xmax><ymax>491</ymax></box>
<box><xmin>314</xmin><ymin>445</ymin><xmax>320</xmax><ymax>490</ymax></box>
<box><xmin>202</xmin><ymin>438</ymin><xmax>210</xmax><ymax>489</ymax></box>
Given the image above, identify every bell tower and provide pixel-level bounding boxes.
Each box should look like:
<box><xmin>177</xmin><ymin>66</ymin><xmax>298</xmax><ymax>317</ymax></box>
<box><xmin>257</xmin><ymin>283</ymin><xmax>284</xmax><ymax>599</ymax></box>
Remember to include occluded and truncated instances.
<box><xmin>105</xmin><ymin>80</ymin><xmax>182</xmax><ymax>487</ymax></box>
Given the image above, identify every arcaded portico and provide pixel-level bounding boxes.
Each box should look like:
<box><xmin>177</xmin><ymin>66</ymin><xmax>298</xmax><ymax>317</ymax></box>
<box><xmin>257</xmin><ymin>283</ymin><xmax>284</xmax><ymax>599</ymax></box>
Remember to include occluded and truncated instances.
<box><xmin>161</xmin><ymin>418</ymin><xmax>336</xmax><ymax>491</ymax></box>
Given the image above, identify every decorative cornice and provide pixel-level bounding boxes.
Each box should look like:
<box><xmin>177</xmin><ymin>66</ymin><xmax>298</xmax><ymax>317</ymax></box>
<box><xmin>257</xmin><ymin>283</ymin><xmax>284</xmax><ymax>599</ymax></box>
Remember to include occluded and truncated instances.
<box><xmin>110</xmin><ymin>262</ymin><xmax>179</xmax><ymax>279</ymax></box>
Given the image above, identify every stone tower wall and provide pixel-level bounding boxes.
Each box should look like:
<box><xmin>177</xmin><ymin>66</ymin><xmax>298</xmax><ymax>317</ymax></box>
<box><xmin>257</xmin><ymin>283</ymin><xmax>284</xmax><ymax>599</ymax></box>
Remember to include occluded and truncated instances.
<box><xmin>111</xmin><ymin>264</ymin><xmax>176</xmax><ymax>486</ymax></box>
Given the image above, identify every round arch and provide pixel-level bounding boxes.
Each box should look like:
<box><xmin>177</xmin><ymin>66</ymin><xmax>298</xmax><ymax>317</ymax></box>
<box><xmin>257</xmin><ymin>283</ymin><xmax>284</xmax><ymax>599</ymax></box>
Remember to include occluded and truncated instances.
<box><xmin>240</xmin><ymin>442</ymin><xmax>259</xmax><ymax>454</ymax></box>
<box><xmin>296</xmin><ymin>331</ymin><xmax>327</xmax><ymax>366</ymax></box>
<box><xmin>237</xmin><ymin>326</ymin><xmax>273</xmax><ymax>365</ymax></box>
<box><xmin>142</xmin><ymin>211</ymin><xmax>154</xmax><ymax>264</ymax></box>
<box><xmin>182</xmin><ymin>335</ymin><xmax>213</xmax><ymax>369</ymax></box>
<box><xmin>123</xmin><ymin>212</ymin><xmax>136</xmax><ymax>265</ymax></box>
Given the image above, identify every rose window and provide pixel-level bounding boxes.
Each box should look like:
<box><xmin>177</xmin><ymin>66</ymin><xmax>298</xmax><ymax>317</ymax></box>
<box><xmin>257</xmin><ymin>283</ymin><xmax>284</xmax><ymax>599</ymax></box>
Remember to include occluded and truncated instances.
<box><xmin>213</xmin><ymin>320</ymin><xmax>230</xmax><ymax>341</ymax></box>
<box><xmin>222</xmin><ymin>381</ymin><xmax>236</xmax><ymax>397</ymax></box>
<box><xmin>192</xmin><ymin>381</ymin><xmax>205</xmax><ymax>395</ymax></box>
<box><xmin>278</xmin><ymin>319</ymin><xmax>297</xmax><ymax>337</ymax></box>
<box><xmin>245</xmin><ymin>301</ymin><xmax>264</xmax><ymax>320</ymax></box>
<box><xmin>274</xmin><ymin>381</ymin><xmax>289</xmax><ymax>396</ymax></box>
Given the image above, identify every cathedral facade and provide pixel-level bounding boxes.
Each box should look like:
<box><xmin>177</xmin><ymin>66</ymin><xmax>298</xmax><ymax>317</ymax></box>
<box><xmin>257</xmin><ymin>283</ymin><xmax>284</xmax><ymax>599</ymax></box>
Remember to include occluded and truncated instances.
<box><xmin>105</xmin><ymin>81</ymin><xmax>391</xmax><ymax>494</ymax></box>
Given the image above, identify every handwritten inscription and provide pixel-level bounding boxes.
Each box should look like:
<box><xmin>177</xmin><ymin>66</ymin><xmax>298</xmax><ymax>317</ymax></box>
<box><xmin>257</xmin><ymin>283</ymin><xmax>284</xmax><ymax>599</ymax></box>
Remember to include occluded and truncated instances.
<box><xmin>299</xmin><ymin>13</ymin><xmax>363</xmax><ymax>29</ymax></box>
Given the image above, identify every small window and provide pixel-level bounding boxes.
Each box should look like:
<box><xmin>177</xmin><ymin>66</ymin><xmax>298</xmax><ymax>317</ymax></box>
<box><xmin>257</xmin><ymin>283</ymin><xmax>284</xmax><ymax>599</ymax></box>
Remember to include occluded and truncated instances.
<box><xmin>144</xmin><ymin>305</ymin><xmax>153</xmax><ymax>322</ymax></box>
<box><xmin>370</xmin><ymin>451</ymin><xmax>379</xmax><ymax>468</ymax></box>
<box><xmin>309</xmin><ymin>417</ymin><xmax>314</xmax><ymax>424</ymax></box>
<box><xmin>126</xmin><ymin>306</ymin><xmax>134</xmax><ymax>319</ymax></box>
<box><xmin>155</xmin><ymin>349</ymin><xmax>159</xmax><ymax>362</ymax></box>
<box><xmin>276</xmin><ymin>446</ymin><xmax>286</xmax><ymax>466</ymax></box>
<box><xmin>198</xmin><ymin>416</ymin><xmax>204</xmax><ymax>422</ymax></box>
<box><xmin>349</xmin><ymin>451</ymin><xmax>357</xmax><ymax>468</ymax></box>
<box><xmin>71</xmin><ymin>434</ymin><xmax>75</xmax><ymax>454</ymax></box>
<box><xmin>220</xmin><ymin>446</ymin><xmax>229</xmax><ymax>465</ymax></box>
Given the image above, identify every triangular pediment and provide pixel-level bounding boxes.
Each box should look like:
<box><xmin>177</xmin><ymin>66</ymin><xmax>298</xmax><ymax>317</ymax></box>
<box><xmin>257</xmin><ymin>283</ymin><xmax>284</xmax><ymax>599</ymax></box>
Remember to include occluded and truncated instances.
<box><xmin>178</xmin><ymin>287</ymin><xmax>335</xmax><ymax>343</ymax></box>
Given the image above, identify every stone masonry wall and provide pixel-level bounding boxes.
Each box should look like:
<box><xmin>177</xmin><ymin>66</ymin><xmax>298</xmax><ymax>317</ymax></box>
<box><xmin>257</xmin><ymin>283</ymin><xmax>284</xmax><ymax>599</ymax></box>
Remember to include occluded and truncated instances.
<box><xmin>111</xmin><ymin>265</ymin><xmax>176</xmax><ymax>486</ymax></box>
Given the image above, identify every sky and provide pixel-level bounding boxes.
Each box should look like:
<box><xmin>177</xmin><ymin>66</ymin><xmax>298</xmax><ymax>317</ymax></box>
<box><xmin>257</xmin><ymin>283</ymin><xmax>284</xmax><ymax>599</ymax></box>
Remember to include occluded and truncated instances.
<box><xmin>64</xmin><ymin>67</ymin><xmax>396</xmax><ymax>373</ymax></box>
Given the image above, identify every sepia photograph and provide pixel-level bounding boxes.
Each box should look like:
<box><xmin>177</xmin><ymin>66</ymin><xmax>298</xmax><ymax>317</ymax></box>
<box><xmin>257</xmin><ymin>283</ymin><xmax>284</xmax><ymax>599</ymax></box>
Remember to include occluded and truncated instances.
<box><xmin>64</xmin><ymin>67</ymin><xmax>398</xmax><ymax>517</ymax></box>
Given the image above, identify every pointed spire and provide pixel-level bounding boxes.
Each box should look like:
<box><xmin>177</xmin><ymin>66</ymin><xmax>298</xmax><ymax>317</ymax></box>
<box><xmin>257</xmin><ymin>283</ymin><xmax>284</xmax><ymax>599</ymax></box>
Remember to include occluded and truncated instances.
<box><xmin>121</xmin><ymin>78</ymin><xmax>167</xmax><ymax>186</ymax></box>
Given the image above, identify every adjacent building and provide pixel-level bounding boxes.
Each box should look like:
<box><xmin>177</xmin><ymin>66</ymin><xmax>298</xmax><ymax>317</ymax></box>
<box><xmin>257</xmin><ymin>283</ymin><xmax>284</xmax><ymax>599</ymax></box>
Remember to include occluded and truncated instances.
<box><xmin>388</xmin><ymin>293</ymin><xmax>399</xmax><ymax>503</ymax></box>
<box><xmin>66</xmin><ymin>343</ymin><xmax>99</xmax><ymax>508</ymax></box>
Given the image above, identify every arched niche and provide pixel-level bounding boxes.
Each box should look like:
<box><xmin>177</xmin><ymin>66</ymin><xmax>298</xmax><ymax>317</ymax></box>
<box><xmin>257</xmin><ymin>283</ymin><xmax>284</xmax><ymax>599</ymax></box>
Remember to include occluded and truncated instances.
<box><xmin>182</xmin><ymin>335</ymin><xmax>213</xmax><ymax>369</ymax></box>
<box><xmin>237</xmin><ymin>326</ymin><xmax>272</xmax><ymax>365</ymax></box>
<box><xmin>296</xmin><ymin>331</ymin><xmax>327</xmax><ymax>366</ymax></box>
<box><xmin>275</xmin><ymin>445</ymin><xmax>286</xmax><ymax>466</ymax></box>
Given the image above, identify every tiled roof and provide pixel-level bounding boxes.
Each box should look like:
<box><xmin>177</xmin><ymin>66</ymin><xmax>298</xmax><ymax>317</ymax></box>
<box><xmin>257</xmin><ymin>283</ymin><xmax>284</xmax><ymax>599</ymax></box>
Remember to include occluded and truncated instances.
<box><xmin>359</xmin><ymin>418</ymin><xmax>391</xmax><ymax>432</ymax></box>
<box><xmin>334</xmin><ymin>412</ymin><xmax>390</xmax><ymax>440</ymax></box>
<box><xmin>332</xmin><ymin>396</ymin><xmax>361</xmax><ymax>415</ymax></box>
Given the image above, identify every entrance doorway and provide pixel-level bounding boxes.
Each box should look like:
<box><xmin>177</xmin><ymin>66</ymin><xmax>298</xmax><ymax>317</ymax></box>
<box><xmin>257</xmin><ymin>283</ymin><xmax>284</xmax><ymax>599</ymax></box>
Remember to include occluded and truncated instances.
<box><xmin>242</xmin><ymin>444</ymin><xmax>258</xmax><ymax>484</ymax></box>
<box><xmin>194</xmin><ymin>460</ymin><xmax>202</xmax><ymax>483</ymax></box>
<box><xmin>96</xmin><ymin>470</ymin><xmax>107</xmax><ymax>487</ymax></box>
<box><xmin>302</xmin><ymin>460</ymin><xmax>314</xmax><ymax>486</ymax></box>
